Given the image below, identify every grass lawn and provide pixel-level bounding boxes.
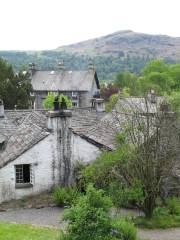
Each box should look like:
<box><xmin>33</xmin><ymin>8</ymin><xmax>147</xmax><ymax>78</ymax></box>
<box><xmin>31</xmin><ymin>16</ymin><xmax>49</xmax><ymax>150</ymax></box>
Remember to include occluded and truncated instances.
<box><xmin>0</xmin><ymin>222</ymin><xmax>60</xmax><ymax>240</ymax></box>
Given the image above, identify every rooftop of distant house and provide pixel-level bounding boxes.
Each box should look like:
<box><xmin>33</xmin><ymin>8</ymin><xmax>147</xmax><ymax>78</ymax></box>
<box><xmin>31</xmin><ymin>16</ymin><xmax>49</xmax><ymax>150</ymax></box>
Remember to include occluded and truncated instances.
<box><xmin>30</xmin><ymin>61</ymin><xmax>100</xmax><ymax>92</ymax></box>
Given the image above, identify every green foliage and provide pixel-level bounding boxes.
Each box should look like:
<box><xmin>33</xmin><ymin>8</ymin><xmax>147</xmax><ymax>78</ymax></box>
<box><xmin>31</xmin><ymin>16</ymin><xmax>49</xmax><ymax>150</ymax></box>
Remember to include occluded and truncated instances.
<box><xmin>62</xmin><ymin>184</ymin><xmax>113</xmax><ymax>240</ymax></box>
<box><xmin>115</xmin><ymin>71</ymin><xmax>140</xmax><ymax>96</ymax></box>
<box><xmin>61</xmin><ymin>184</ymin><xmax>137</xmax><ymax>240</ymax></box>
<box><xmin>53</xmin><ymin>186</ymin><xmax>81</xmax><ymax>207</ymax></box>
<box><xmin>134</xmin><ymin>215</ymin><xmax>180</xmax><ymax>229</ymax></box>
<box><xmin>111</xmin><ymin>218</ymin><xmax>137</xmax><ymax>240</ymax></box>
<box><xmin>135</xmin><ymin>197</ymin><xmax>180</xmax><ymax>229</ymax></box>
<box><xmin>107</xmin><ymin>181</ymin><xmax>145</xmax><ymax>209</ymax></box>
<box><xmin>43</xmin><ymin>93</ymin><xmax>72</xmax><ymax>109</ymax></box>
<box><xmin>79</xmin><ymin>148</ymin><xmax>127</xmax><ymax>189</ymax></box>
<box><xmin>115</xmin><ymin>60</ymin><xmax>180</xmax><ymax>96</ymax></box>
<box><xmin>153</xmin><ymin>207</ymin><xmax>169</xmax><ymax>217</ymax></box>
<box><xmin>105</xmin><ymin>93</ymin><xmax>119</xmax><ymax>112</ymax></box>
<box><xmin>0</xmin><ymin>58</ymin><xmax>32</xmax><ymax>109</ymax></box>
<box><xmin>168</xmin><ymin>92</ymin><xmax>180</xmax><ymax>112</ymax></box>
<box><xmin>43</xmin><ymin>92</ymin><xmax>55</xmax><ymax>109</ymax></box>
<box><xmin>141</xmin><ymin>60</ymin><xmax>169</xmax><ymax>75</ymax></box>
<box><xmin>0</xmin><ymin>50</ymin><xmax>153</xmax><ymax>81</ymax></box>
<box><xmin>165</xmin><ymin>197</ymin><xmax>180</xmax><ymax>215</ymax></box>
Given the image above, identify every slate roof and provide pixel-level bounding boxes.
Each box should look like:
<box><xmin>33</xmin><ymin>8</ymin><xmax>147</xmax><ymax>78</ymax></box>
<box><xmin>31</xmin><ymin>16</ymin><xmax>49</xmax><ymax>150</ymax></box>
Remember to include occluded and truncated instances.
<box><xmin>0</xmin><ymin>97</ymin><xmax>173</xmax><ymax>169</ymax></box>
<box><xmin>116</xmin><ymin>97</ymin><xmax>164</xmax><ymax>113</ymax></box>
<box><xmin>31</xmin><ymin>70</ymin><xmax>100</xmax><ymax>91</ymax></box>
<box><xmin>72</xmin><ymin>112</ymin><xmax>129</xmax><ymax>150</ymax></box>
<box><xmin>0</xmin><ymin>108</ymin><xmax>106</xmax><ymax>168</ymax></box>
<box><xmin>0</xmin><ymin>111</ymin><xmax>49</xmax><ymax>169</ymax></box>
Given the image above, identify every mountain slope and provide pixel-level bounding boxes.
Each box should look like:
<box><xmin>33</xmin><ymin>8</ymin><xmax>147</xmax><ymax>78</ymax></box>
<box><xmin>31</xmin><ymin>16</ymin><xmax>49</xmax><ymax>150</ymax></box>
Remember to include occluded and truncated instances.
<box><xmin>57</xmin><ymin>30</ymin><xmax>180</xmax><ymax>59</ymax></box>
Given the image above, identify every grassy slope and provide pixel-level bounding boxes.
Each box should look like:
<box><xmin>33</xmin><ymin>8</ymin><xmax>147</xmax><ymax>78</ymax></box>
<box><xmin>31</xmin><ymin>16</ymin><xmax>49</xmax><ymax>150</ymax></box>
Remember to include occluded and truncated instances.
<box><xmin>0</xmin><ymin>222</ymin><xmax>60</xmax><ymax>240</ymax></box>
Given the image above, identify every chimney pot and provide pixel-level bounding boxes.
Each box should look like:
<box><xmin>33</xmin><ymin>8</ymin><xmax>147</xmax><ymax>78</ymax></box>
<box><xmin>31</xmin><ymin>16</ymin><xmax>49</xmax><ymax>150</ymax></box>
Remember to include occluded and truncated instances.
<box><xmin>58</xmin><ymin>60</ymin><xmax>65</xmax><ymax>71</ymax></box>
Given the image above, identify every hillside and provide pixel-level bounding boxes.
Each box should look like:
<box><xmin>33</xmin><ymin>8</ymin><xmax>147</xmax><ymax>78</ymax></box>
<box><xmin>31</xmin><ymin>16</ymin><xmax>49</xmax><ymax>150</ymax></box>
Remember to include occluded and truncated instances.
<box><xmin>57</xmin><ymin>30</ymin><xmax>180</xmax><ymax>59</ymax></box>
<box><xmin>1</xmin><ymin>30</ymin><xmax>180</xmax><ymax>80</ymax></box>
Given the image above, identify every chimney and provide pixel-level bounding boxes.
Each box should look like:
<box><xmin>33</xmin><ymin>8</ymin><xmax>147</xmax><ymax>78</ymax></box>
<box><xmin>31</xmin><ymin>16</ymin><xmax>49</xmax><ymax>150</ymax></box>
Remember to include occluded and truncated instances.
<box><xmin>88</xmin><ymin>59</ymin><xmax>95</xmax><ymax>71</ymax></box>
<box><xmin>92</xmin><ymin>98</ymin><xmax>105</xmax><ymax>112</ymax></box>
<box><xmin>47</xmin><ymin>97</ymin><xmax>73</xmax><ymax>186</ymax></box>
<box><xmin>58</xmin><ymin>60</ymin><xmax>65</xmax><ymax>71</ymax></box>
<box><xmin>147</xmin><ymin>89</ymin><xmax>156</xmax><ymax>104</ymax></box>
<box><xmin>29</xmin><ymin>63</ymin><xmax>36</xmax><ymax>75</ymax></box>
<box><xmin>0</xmin><ymin>100</ymin><xmax>4</xmax><ymax>118</ymax></box>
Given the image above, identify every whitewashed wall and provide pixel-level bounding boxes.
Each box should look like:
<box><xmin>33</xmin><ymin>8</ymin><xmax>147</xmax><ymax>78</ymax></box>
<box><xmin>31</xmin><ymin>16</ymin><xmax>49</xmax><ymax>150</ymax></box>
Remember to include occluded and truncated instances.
<box><xmin>0</xmin><ymin>134</ymin><xmax>59</xmax><ymax>203</ymax></box>
<box><xmin>72</xmin><ymin>134</ymin><xmax>101</xmax><ymax>164</ymax></box>
<box><xmin>0</xmin><ymin>130</ymin><xmax>102</xmax><ymax>203</ymax></box>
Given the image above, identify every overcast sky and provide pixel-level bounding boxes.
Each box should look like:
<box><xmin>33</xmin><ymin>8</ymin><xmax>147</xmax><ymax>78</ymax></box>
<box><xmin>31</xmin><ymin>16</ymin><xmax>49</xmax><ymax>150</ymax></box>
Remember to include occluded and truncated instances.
<box><xmin>1</xmin><ymin>0</ymin><xmax>180</xmax><ymax>50</ymax></box>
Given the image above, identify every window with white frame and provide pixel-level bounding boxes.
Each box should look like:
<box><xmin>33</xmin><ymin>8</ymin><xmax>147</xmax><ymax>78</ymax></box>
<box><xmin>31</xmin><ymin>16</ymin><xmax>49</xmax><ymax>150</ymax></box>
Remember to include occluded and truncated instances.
<box><xmin>15</xmin><ymin>164</ymin><xmax>32</xmax><ymax>186</ymax></box>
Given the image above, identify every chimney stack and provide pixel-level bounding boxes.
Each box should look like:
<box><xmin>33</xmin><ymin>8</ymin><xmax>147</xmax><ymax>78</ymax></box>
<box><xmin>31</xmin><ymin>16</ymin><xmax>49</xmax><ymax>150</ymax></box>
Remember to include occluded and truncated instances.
<box><xmin>147</xmin><ymin>89</ymin><xmax>156</xmax><ymax>104</ymax></box>
<box><xmin>58</xmin><ymin>60</ymin><xmax>65</xmax><ymax>71</ymax></box>
<box><xmin>88</xmin><ymin>59</ymin><xmax>95</xmax><ymax>71</ymax></box>
<box><xmin>47</xmin><ymin>97</ymin><xmax>72</xmax><ymax>186</ymax></box>
<box><xmin>0</xmin><ymin>100</ymin><xmax>4</xmax><ymax>118</ymax></box>
<box><xmin>29</xmin><ymin>63</ymin><xmax>36</xmax><ymax>75</ymax></box>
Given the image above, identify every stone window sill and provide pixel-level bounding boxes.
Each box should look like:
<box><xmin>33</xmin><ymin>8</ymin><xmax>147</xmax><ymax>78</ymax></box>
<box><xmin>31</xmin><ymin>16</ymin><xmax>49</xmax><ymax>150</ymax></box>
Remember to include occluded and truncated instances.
<box><xmin>15</xmin><ymin>183</ymin><xmax>33</xmax><ymax>189</ymax></box>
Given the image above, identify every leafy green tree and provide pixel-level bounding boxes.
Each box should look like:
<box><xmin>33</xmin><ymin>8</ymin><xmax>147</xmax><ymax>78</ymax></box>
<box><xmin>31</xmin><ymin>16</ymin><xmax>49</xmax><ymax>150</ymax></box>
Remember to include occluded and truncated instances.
<box><xmin>141</xmin><ymin>60</ymin><xmax>169</xmax><ymax>75</ymax></box>
<box><xmin>168</xmin><ymin>64</ymin><xmax>180</xmax><ymax>90</ymax></box>
<box><xmin>0</xmin><ymin>58</ymin><xmax>32</xmax><ymax>109</ymax></box>
<box><xmin>115</xmin><ymin>71</ymin><xmax>139</xmax><ymax>96</ymax></box>
<box><xmin>168</xmin><ymin>92</ymin><xmax>180</xmax><ymax>112</ymax></box>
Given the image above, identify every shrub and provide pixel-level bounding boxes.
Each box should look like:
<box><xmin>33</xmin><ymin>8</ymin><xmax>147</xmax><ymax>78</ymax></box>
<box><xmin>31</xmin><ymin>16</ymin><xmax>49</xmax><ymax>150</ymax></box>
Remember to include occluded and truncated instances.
<box><xmin>134</xmin><ymin>214</ymin><xmax>180</xmax><ymax>229</ymax></box>
<box><xmin>43</xmin><ymin>92</ymin><xmax>72</xmax><ymax>109</ymax></box>
<box><xmin>165</xmin><ymin>197</ymin><xmax>180</xmax><ymax>215</ymax></box>
<box><xmin>111</xmin><ymin>218</ymin><xmax>137</xmax><ymax>240</ymax></box>
<box><xmin>53</xmin><ymin>186</ymin><xmax>80</xmax><ymax>207</ymax></box>
<box><xmin>62</xmin><ymin>184</ymin><xmax>113</xmax><ymax>240</ymax></box>
<box><xmin>153</xmin><ymin>207</ymin><xmax>169</xmax><ymax>217</ymax></box>
<box><xmin>105</xmin><ymin>93</ymin><xmax>119</xmax><ymax>112</ymax></box>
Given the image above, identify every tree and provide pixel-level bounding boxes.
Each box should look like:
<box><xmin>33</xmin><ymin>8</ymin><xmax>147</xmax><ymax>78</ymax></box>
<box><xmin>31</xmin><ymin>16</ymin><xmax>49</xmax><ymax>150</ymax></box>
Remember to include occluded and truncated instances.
<box><xmin>0</xmin><ymin>58</ymin><xmax>32</xmax><ymax>109</ymax></box>
<box><xmin>81</xmin><ymin>98</ymin><xmax>180</xmax><ymax>218</ymax></box>
<box><xmin>115</xmin><ymin>71</ymin><xmax>139</xmax><ymax>96</ymax></box>
<box><xmin>111</xmin><ymin>98</ymin><xmax>180</xmax><ymax>218</ymax></box>
<box><xmin>141</xmin><ymin>60</ymin><xmax>169</xmax><ymax>75</ymax></box>
<box><xmin>100</xmin><ymin>83</ymin><xmax>119</xmax><ymax>101</ymax></box>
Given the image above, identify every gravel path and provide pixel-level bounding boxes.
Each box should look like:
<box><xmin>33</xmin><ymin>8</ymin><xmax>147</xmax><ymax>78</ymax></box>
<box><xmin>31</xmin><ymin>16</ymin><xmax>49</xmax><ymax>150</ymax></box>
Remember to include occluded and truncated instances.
<box><xmin>0</xmin><ymin>207</ymin><xmax>63</xmax><ymax>228</ymax></box>
<box><xmin>0</xmin><ymin>207</ymin><xmax>180</xmax><ymax>240</ymax></box>
<box><xmin>138</xmin><ymin>228</ymin><xmax>180</xmax><ymax>240</ymax></box>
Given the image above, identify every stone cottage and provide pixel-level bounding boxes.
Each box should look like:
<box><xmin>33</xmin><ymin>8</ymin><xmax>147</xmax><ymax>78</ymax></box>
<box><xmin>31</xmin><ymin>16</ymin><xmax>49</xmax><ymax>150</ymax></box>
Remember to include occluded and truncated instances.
<box><xmin>0</xmin><ymin>97</ymin><xmax>179</xmax><ymax>203</ymax></box>
<box><xmin>0</xmin><ymin>97</ymin><xmax>116</xmax><ymax>203</ymax></box>
<box><xmin>30</xmin><ymin>62</ymin><xmax>100</xmax><ymax>109</ymax></box>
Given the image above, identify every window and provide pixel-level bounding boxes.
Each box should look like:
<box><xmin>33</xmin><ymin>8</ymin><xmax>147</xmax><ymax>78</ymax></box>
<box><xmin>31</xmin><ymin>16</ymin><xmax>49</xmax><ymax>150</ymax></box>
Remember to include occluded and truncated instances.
<box><xmin>15</xmin><ymin>164</ymin><xmax>33</xmax><ymax>188</ymax></box>
<box><xmin>72</xmin><ymin>102</ymin><xmax>78</xmax><ymax>107</ymax></box>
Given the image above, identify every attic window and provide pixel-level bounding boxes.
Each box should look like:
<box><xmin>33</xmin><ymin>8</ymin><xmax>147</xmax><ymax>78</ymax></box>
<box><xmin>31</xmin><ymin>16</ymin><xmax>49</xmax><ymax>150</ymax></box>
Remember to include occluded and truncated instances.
<box><xmin>15</xmin><ymin>164</ymin><xmax>33</xmax><ymax>188</ymax></box>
